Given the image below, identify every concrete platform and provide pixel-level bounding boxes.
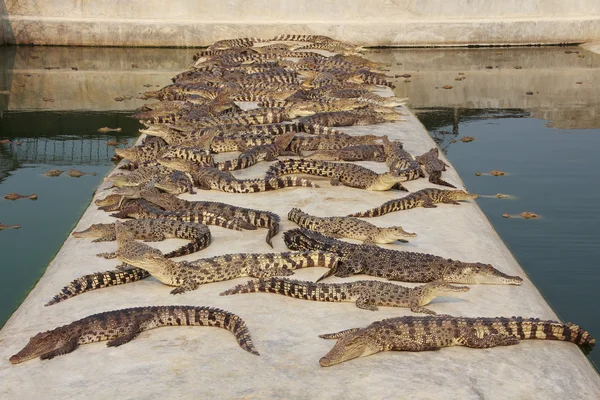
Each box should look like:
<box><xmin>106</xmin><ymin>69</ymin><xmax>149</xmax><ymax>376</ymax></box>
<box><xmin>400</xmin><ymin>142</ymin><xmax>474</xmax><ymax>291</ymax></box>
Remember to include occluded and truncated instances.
<box><xmin>1</xmin><ymin>99</ymin><xmax>599</xmax><ymax>398</ymax></box>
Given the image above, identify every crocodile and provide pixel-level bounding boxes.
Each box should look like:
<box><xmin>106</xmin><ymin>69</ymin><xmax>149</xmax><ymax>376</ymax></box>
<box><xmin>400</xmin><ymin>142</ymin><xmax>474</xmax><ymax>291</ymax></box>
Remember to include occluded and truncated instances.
<box><xmin>318</xmin><ymin>315</ymin><xmax>595</xmax><ymax>366</ymax></box>
<box><xmin>306</xmin><ymin>144</ymin><xmax>386</xmax><ymax>162</ymax></box>
<box><xmin>110</xmin><ymin>198</ymin><xmax>256</xmax><ymax>232</ymax></box>
<box><xmin>0</xmin><ymin>223</ymin><xmax>20</xmax><ymax>230</ymax></box>
<box><xmin>300</xmin><ymin>109</ymin><xmax>404</xmax><ymax>127</ymax></box>
<box><xmin>349</xmin><ymin>188</ymin><xmax>478</xmax><ymax>218</ymax></box>
<box><xmin>215</xmin><ymin>131</ymin><xmax>297</xmax><ymax>171</ymax></box>
<box><xmin>284</xmin><ymin>228</ymin><xmax>523</xmax><ymax>285</ymax></box>
<box><xmin>288</xmin><ymin>208</ymin><xmax>416</xmax><ymax>244</ymax></box>
<box><xmin>72</xmin><ymin>219</ymin><xmax>211</xmax><ymax>259</ymax></box>
<box><xmin>325</xmin><ymin>90</ymin><xmax>407</xmax><ymax>108</ymax></box>
<box><xmin>415</xmin><ymin>147</ymin><xmax>456</xmax><ymax>188</ymax></box>
<box><xmin>221</xmin><ymin>278</ymin><xmax>469</xmax><ymax>314</ymax></box>
<box><xmin>138</xmin><ymin>188</ymin><xmax>280</xmax><ymax>247</ymax></box>
<box><xmin>265</xmin><ymin>159</ymin><xmax>415</xmax><ymax>191</ymax></box>
<box><xmin>208</xmin><ymin>37</ymin><xmax>265</xmax><ymax>50</ymax></box>
<box><xmin>9</xmin><ymin>305</ymin><xmax>259</xmax><ymax>363</ymax></box>
<box><xmin>380</xmin><ymin>136</ymin><xmax>424</xmax><ymax>181</ymax></box>
<box><xmin>104</xmin><ymin>165</ymin><xmax>174</xmax><ymax>188</ymax></box>
<box><xmin>153</xmin><ymin>169</ymin><xmax>196</xmax><ymax>195</ymax></box>
<box><xmin>114</xmin><ymin>222</ymin><xmax>340</xmax><ymax>294</ymax></box>
<box><xmin>288</xmin><ymin>134</ymin><xmax>381</xmax><ymax>153</ymax></box>
<box><xmin>157</xmin><ymin>157</ymin><xmax>320</xmax><ymax>193</ymax></box>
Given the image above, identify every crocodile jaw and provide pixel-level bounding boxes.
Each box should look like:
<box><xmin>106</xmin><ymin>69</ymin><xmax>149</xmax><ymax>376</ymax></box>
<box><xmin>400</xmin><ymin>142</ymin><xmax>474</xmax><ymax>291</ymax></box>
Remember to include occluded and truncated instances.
<box><xmin>319</xmin><ymin>330</ymin><xmax>379</xmax><ymax>367</ymax></box>
<box><xmin>72</xmin><ymin>223</ymin><xmax>113</xmax><ymax>238</ymax></box>
<box><xmin>367</xmin><ymin>173</ymin><xmax>406</xmax><ymax>191</ymax></box>
<box><xmin>448</xmin><ymin>264</ymin><xmax>523</xmax><ymax>285</ymax></box>
<box><xmin>10</xmin><ymin>331</ymin><xmax>65</xmax><ymax>364</ymax></box>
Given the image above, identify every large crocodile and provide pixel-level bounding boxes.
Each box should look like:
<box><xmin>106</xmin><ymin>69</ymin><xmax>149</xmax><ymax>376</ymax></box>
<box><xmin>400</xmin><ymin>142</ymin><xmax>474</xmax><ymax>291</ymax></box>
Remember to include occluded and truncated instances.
<box><xmin>137</xmin><ymin>188</ymin><xmax>280</xmax><ymax>247</ymax></box>
<box><xmin>221</xmin><ymin>278</ymin><xmax>469</xmax><ymax>314</ymax></box>
<box><xmin>157</xmin><ymin>157</ymin><xmax>319</xmax><ymax>193</ymax></box>
<box><xmin>380</xmin><ymin>136</ymin><xmax>423</xmax><ymax>181</ymax></box>
<box><xmin>284</xmin><ymin>228</ymin><xmax>523</xmax><ymax>285</ymax></box>
<box><xmin>288</xmin><ymin>207</ymin><xmax>416</xmax><ymax>244</ymax></box>
<box><xmin>9</xmin><ymin>305</ymin><xmax>259</xmax><ymax>363</ymax></box>
<box><xmin>72</xmin><ymin>219</ymin><xmax>211</xmax><ymax>259</ymax></box>
<box><xmin>299</xmin><ymin>109</ymin><xmax>403</xmax><ymax>127</ymax></box>
<box><xmin>349</xmin><ymin>188</ymin><xmax>478</xmax><ymax>218</ymax></box>
<box><xmin>318</xmin><ymin>315</ymin><xmax>595</xmax><ymax>366</ymax></box>
<box><xmin>114</xmin><ymin>222</ymin><xmax>340</xmax><ymax>294</ymax></box>
<box><xmin>265</xmin><ymin>159</ymin><xmax>416</xmax><ymax>191</ymax></box>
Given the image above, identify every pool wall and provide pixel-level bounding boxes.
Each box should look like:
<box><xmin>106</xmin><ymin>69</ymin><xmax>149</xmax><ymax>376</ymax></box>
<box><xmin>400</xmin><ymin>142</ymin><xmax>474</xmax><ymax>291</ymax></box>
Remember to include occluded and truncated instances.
<box><xmin>1</xmin><ymin>0</ymin><xmax>600</xmax><ymax>47</ymax></box>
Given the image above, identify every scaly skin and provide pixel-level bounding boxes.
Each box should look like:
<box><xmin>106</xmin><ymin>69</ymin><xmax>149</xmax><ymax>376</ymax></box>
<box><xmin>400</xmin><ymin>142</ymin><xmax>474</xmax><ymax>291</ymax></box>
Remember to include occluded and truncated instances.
<box><xmin>288</xmin><ymin>134</ymin><xmax>381</xmax><ymax>153</ymax></box>
<box><xmin>265</xmin><ymin>159</ymin><xmax>417</xmax><ymax>191</ymax></box>
<box><xmin>110</xmin><ymin>199</ymin><xmax>256</xmax><ymax>232</ymax></box>
<box><xmin>306</xmin><ymin>144</ymin><xmax>386</xmax><ymax>162</ymax></box>
<box><xmin>104</xmin><ymin>165</ymin><xmax>173</xmax><ymax>188</ymax></box>
<box><xmin>154</xmin><ymin>170</ymin><xmax>195</xmax><ymax>195</ymax></box>
<box><xmin>221</xmin><ymin>278</ymin><xmax>469</xmax><ymax>314</ymax></box>
<box><xmin>215</xmin><ymin>131</ymin><xmax>297</xmax><ymax>171</ymax></box>
<box><xmin>139</xmin><ymin>189</ymin><xmax>280</xmax><ymax>247</ymax></box>
<box><xmin>380</xmin><ymin>135</ymin><xmax>423</xmax><ymax>181</ymax></box>
<box><xmin>415</xmin><ymin>148</ymin><xmax>456</xmax><ymax>188</ymax></box>
<box><xmin>9</xmin><ymin>305</ymin><xmax>259</xmax><ymax>364</ymax></box>
<box><xmin>158</xmin><ymin>157</ymin><xmax>319</xmax><ymax>193</ymax></box>
<box><xmin>45</xmin><ymin>267</ymin><xmax>150</xmax><ymax>306</ymax></box>
<box><xmin>114</xmin><ymin>223</ymin><xmax>340</xmax><ymax>295</ymax></box>
<box><xmin>288</xmin><ymin>208</ymin><xmax>416</xmax><ymax>244</ymax></box>
<box><xmin>349</xmin><ymin>188</ymin><xmax>478</xmax><ymax>218</ymax></box>
<box><xmin>72</xmin><ymin>219</ymin><xmax>211</xmax><ymax>258</ymax></box>
<box><xmin>300</xmin><ymin>109</ymin><xmax>403</xmax><ymax>128</ymax></box>
<box><xmin>318</xmin><ymin>315</ymin><xmax>595</xmax><ymax>366</ymax></box>
<box><xmin>284</xmin><ymin>228</ymin><xmax>523</xmax><ymax>285</ymax></box>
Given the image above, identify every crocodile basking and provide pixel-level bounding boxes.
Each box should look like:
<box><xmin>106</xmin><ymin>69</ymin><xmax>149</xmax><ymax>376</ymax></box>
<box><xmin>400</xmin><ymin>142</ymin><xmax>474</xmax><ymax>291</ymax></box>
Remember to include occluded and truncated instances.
<box><xmin>300</xmin><ymin>109</ymin><xmax>403</xmax><ymax>128</ymax></box>
<box><xmin>157</xmin><ymin>157</ymin><xmax>319</xmax><ymax>193</ymax></box>
<box><xmin>215</xmin><ymin>130</ymin><xmax>297</xmax><ymax>171</ymax></box>
<box><xmin>9</xmin><ymin>305</ymin><xmax>259</xmax><ymax>363</ymax></box>
<box><xmin>72</xmin><ymin>219</ymin><xmax>211</xmax><ymax>259</ymax></box>
<box><xmin>265</xmin><ymin>159</ymin><xmax>415</xmax><ymax>191</ymax></box>
<box><xmin>318</xmin><ymin>315</ymin><xmax>595</xmax><ymax>366</ymax></box>
<box><xmin>349</xmin><ymin>188</ymin><xmax>478</xmax><ymax>218</ymax></box>
<box><xmin>136</xmin><ymin>187</ymin><xmax>280</xmax><ymax>247</ymax></box>
<box><xmin>415</xmin><ymin>147</ymin><xmax>456</xmax><ymax>188</ymax></box>
<box><xmin>221</xmin><ymin>278</ymin><xmax>469</xmax><ymax>314</ymax></box>
<box><xmin>306</xmin><ymin>144</ymin><xmax>386</xmax><ymax>162</ymax></box>
<box><xmin>288</xmin><ymin>208</ymin><xmax>416</xmax><ymax>244</ymax></box>
<box><xmin>114</xmin><ymin>222</ymin><xmax>340</xmax><ymax>294</ymax></box>
<box><xmin>380</xmin><ymin>136</ymin><xmax>423</xmax><ymax>181</ymax></box>
<box><xmin>284</xmin><ymin>228</ymin><xmax>523</xmax><ymax>285</ymax></box>
<box><xmin>110</xmin><ymin>198</ymin><xmax>256</xmax><ymax>232</ymax></box>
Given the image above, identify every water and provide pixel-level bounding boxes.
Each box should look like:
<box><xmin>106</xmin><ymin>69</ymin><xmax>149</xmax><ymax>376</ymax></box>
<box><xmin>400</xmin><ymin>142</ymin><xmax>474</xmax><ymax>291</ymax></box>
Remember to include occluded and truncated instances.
<box><xmin>0</xmin><ymin>111</ymin><xmax>138</xmax><ymax>324</ymax></box>
<box><xmin>1</xmin><ymin>45</ymin><xmax>599</xmax><ymax>371</ymax></box>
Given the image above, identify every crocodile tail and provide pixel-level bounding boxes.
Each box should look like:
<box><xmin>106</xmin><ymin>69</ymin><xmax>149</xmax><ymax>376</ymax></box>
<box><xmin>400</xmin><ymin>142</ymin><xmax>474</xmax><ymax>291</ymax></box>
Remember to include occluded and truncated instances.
<box><xmin>45</xmin><ymin>268</ymin><xmax>149</xmax><ymax>306</ymax></box>
<box><xmin>502</xmin><ymin>317</ymin><xmax>595</xmax><ymax>346</ymax></box>
<box><xmin>220</xmin><ymin>278</ymin><xmax>266</xmax><ymax>296</ymax></box>
<box><xmin>273</xmin><ymin>176</ymin><xmax>320</xmax><ymax>189</ymax></box>
<box><xmin>163</xmin><ymin>229</ymin><xmax>211</xmax><ymax>258</ymax></box>
<box><xmin>221</xmin><ymin>277</ymin><xmax>329</xmax><ymax>301</ymax></box>
<box><xmin>191</xmin><ymin>307</ymin><xmax>260</xmax><ymax>356</ymax></box>
<box><xmin>215</xmin><ymin>157</ymin><xmax>243</xmax><ymax>171</ymax></box>
<box><xmin>287</xmin><ymin>207</ymin><xmax>319</xmax><ymax>230</ymax></box>
<box><xmin>265</xmin><ymin>213</ymin><xmax>281</xmax><ymax>248</ymax></box>
<box><xmin>348</xmin><ymin>198</ymin><xmax>405</xmax><ymax>218</ymax></box>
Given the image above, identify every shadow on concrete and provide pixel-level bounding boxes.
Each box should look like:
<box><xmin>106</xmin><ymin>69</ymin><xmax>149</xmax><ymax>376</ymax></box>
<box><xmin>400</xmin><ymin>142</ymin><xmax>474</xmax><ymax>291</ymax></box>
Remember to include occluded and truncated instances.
<box><xmin>0</xmin><ymin>0</ymin><xmax>16</xmax><ymax>45</ymax></box>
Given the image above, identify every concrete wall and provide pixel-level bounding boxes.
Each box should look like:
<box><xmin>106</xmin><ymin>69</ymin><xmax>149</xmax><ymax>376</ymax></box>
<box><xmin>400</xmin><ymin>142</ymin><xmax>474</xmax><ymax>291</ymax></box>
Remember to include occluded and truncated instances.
<box><xmin>2</xmin><ymin>0</ymin><xmax>600</xmax><ymax>46</ymax></box>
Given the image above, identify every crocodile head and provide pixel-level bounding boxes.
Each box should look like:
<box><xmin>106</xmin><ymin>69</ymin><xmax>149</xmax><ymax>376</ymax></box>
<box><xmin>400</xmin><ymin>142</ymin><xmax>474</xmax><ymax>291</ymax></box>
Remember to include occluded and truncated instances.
<box><xmin>445</xmin><ymin>262</ymin><xmax>523</xmax><ymax>285</ymax></box>
<box><xmin>449</xmin><ymin>190</ymin><xmax>478</xmax><ymax>201</ymax></box>
<box><xmin>104</xmin><ymin>173</ymin><xmax>132</xmax><ymax>187</ymax></box>
<box><xmin>319</xmin><ymin>328</ymin><xmax>379</xmax><ymax>367</ymax></box>
<box><xmin>367</xmin><ymin>172</ymin><xmax>407</xmax><ymax>191</ymax></box>
<box><xmin>377</xmin><ymin>226</ymin><xmax>418</xmax><ymax>242</ymax></box>
<box><xmin>10</xmin><ymin>329</ymin><xmax>68</xmax><ymax>364</ymax></box>
<box><xmin>72</xmin><ymin>223</ymin><xmax>115</xmax><ymax>238</ymax></box>
<box><xmin>113</xmin><ymin>147</ymin><xmax>136</xmax><ymax>160</ymax></box>
<box><xmin>157</xmin><ymin>157</ymin><xmax>196</xmax><ymax>173</ymax></box>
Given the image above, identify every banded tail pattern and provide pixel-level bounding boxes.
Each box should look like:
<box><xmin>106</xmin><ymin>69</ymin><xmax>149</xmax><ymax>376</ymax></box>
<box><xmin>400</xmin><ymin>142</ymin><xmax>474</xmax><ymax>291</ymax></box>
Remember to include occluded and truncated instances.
<box><xmin>220</xmin><ymin>277</ymin><xmax>349</xmax><ymax>303</ymax></box>
<box><xmin>45</xmin><ymin>268</ymin><xmax>149</xmax><ymax>306</ymax></box>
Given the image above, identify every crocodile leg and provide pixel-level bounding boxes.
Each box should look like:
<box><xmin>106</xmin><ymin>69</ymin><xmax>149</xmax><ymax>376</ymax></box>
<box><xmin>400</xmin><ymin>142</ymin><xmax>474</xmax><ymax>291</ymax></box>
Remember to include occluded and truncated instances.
<box><xmin>97</xmin><ymin>251</ymin><xmax>118</xmax><ymax>259</ymax></box>
<box><xmin>355</xmin><ymin>292</ymin><xmax>379</xmax><ymax>311</ymax></box>
<box><xmin>106</xmin><ymin>315</ymin><xmax>153</xmax><ymax>347</ymax></box>
<box><xmin>170</xmin><ymin>279</ymin><xmax>201</xmax><ymax>295</ymax></box>
<box><xmin>92</xmin><ymin>235</ymin><xmax>117</xmax><ymax>242</ymax></box>
<box><xmin>409</xmin><ymin>305</ymin><xmax>437</xmax><ymax>315</ymax></box>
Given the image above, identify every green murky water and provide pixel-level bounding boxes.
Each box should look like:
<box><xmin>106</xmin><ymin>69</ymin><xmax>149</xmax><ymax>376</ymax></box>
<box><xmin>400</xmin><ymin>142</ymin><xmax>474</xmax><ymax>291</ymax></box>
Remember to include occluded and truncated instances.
<box><xmin>0</xmin><ymin>45</ymin><xmax>599</xmax><ymax>372</ymax></box>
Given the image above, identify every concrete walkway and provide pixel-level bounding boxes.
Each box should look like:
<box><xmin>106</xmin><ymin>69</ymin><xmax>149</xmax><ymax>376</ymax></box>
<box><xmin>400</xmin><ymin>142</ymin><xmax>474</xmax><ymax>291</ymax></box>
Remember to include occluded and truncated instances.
<box><xmin>1</xmin><ymin>99</ymin><xmax>599</xmax><ymax>398</ymax></box>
